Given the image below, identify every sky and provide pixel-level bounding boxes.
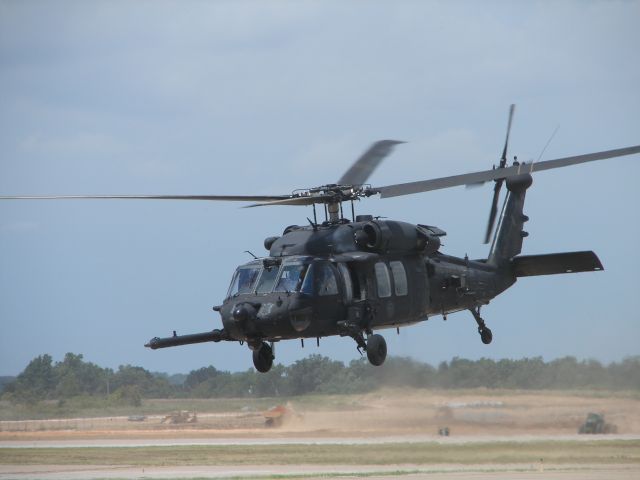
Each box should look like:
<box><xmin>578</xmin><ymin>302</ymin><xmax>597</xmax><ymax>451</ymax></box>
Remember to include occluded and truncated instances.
<box><xmin>1</xmin><ymin>1</ymin><xmax>639</xmax><ymax>376</ymax></box>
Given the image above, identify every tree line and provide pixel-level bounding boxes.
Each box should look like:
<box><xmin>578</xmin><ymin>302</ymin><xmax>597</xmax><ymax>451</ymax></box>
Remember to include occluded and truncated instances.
<box><xmin>2</xmin><ymin>353</ymin><xmax>638</xmax><ymax>404</ymax></box>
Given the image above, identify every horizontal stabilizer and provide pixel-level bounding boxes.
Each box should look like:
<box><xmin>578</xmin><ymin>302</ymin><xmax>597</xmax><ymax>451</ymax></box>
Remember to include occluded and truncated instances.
<box><xmin>512</xmin><ymin>251</ymin><xmax>603</xmax><ymax>277</ymax></box>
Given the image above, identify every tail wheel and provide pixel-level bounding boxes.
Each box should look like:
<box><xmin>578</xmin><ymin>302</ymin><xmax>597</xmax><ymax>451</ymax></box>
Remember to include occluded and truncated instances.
<box><xmin>366</xmin><ymin>334</ymin><xmax>387</xmax><ymax>366</ymax></box>
<box><xmin>479</xmin><ymin>327</ymin><xmax>493</xmax><ymax>345</ymax></box>
<box><xmin>252</xmin><ymin>342</ymin><xmax>274</xmax><ymax>373</ymax></box>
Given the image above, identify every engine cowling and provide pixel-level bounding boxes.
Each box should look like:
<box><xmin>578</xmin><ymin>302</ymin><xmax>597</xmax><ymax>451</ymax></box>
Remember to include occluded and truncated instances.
<box><xmin>355</xmin><ymin>220</ymin><xmax>442</xmax><ymax>254</ymax></box>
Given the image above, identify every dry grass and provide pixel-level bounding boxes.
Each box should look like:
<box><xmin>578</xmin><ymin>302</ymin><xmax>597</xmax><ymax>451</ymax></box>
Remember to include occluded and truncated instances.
<box><xmin>1</xmin><ymin>440</ymin><xmax>639</xmax><ymax>466</ymax></box>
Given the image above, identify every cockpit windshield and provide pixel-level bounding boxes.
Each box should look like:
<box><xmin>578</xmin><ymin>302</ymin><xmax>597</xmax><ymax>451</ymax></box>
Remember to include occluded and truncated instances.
<box><xmin>226</xmin><ymin>263</ymin><xmax>261</xmax><ymax>298</ymax></box>
<box><xmin>226</xmin><ymin>257</ymin><xmax>316</xmax><ymax>297</ymax></box>
<box><xmin>255</xmin><ymin>264</ymin><xmax>280</xmax><ymax>294</ymax></box>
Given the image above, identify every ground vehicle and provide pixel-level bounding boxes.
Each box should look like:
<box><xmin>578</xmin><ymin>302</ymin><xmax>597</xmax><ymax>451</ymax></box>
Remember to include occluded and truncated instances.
<box><xmin>160</xmin><ymin>411</ymin><xmax>197</xmax><ymax>424</ymax></box>
<box><xmin>578</xmin><ymin>413</ymin><xmax>617</xmax><ymax>434</ymax></box>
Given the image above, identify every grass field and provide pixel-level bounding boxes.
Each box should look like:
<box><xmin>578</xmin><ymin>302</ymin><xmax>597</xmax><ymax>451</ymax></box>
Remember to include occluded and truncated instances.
<box><xmin>1</xmin><ymin>440</ymin><xmax>639</xmax><ymax>466</ymax></box>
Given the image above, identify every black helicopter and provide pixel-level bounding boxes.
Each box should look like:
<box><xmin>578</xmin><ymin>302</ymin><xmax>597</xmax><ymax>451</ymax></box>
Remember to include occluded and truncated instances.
<box><xmin>2</xmin><ymin>106</ymin><xmax>639</xmax><ymax>373</ymax></box>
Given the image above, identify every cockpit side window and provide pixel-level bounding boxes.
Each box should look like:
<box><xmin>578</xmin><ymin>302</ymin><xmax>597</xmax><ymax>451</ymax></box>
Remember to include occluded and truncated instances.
<box><xmin>255</xmin><ymin>264</ymin><xmax>281</xmax><ymax>294</ymax></box>
<box><xmin>227</xmin><ymin>264</ymin><xmax>261</xmax><ymax>298</ymax></box>
<box><xmin>317</xmin><ymin>264</ymin><xmax>338</xmax><ymax>296</ymax></box>
<box><xmin>301</xmin><ymin>262</ymin><xmax>338</xmax><ymax>296</ymax></box>
<box><xmin>274</xmin><ymin>264</ymin><xmax>308</xmax><ymax>292</ymax></box>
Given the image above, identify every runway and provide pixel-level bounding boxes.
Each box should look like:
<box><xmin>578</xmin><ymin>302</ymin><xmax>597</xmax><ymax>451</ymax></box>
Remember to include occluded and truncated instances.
<box><xmin>2</xmin><ymin>463</ymin><xmax>639</xmax><ymax>480</ymax></box>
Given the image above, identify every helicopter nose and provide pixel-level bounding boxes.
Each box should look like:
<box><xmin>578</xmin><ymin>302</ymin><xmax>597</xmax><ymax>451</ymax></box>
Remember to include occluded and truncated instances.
<box><xmin>232</xmin><ymin>303</ymin><xmax>258</xmax><ymax>323</ymax></box>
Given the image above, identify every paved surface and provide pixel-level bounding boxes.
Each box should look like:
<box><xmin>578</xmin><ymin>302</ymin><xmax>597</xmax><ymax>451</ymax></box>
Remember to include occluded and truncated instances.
<box><xmin>1</xmin><ymin>463</ymin><xmax>639</xmax><ymax>479</ymax></box>
<box><xmin>1</xmin><ymin>435</ymin><xmax>639</xmax><ymax>479</ymax></box>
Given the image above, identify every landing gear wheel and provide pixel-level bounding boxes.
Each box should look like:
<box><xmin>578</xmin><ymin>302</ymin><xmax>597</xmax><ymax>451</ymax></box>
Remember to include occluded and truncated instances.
<box><xmin>252</xmin><ymin>342</ymin><xmax>274</xmax><ymax>373</ymax></box>
<box><xmin>469</xmin><ymin>308</ymin><xmax>493</xmax><ymax>345</ymax></box>
<box><xmin>366</xmin><ymin>334</ymin><xmax>387</xmax><ymax>366</ymax></box>
<box><xmin>479</xmin><ymin>327</ymin><xmax>493</xmax><ymax>345</ymax></box>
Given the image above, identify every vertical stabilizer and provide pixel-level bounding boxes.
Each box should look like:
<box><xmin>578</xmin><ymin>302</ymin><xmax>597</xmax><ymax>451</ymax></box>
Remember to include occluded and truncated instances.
<box><xmin>488</xmin><ymin>173</ymin><xmax>533</xmax><ymax>267</ymax></box>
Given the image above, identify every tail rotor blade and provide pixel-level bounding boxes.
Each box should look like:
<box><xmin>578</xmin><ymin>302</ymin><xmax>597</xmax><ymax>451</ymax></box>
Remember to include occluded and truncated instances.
<box><xmin>485</xmin><ymin>104</ymin><xmax>515</xmax><ymax>243</ymax></box>
<box><xmin>484</xmin><ymin>178</ymin><xmax>503</xmax><ymax>243</ymax></box>
<box><xmin>500</xmin><ymin>104</ymin><xmax>515</xmax><ymax>167</ymax></box>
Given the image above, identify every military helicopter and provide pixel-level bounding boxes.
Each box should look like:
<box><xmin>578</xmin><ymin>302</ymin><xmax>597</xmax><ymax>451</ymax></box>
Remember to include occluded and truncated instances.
<box><xmin>2</xmin><ymin>106</ymin><xmax>639</xmax><ymax>373</ymax></box>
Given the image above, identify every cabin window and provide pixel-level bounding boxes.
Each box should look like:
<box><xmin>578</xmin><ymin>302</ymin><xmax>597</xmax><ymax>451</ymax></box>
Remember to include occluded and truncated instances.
<box><xmin>255</xmin><ymin>264</ymin><xmax>280</xmax><ymax>294</ymax></box>
<box><xmin>274</xmin><ymin>264</ymin><xmax>308</xmax><ymax>292</ymax></box>
<box><xmin>227</xmin><ymin>264</ymin><xmax>261</xmax><ymax>297</ymax></box>
<box><xmin>390</xmin><ymin>261</ymin><xmax>408</xmax><ymax>296</ymax></box>
<box><xmin>337</xmin><ymin>263</ymin><xmax>353</xmax><ymax>303</ymax></box>
<box><xmin>301</xmin><ymin>263</ymin><xmax>338</xmax><ymax>296</ymax></box>
<box><xmin>375</xmin><ymin>262</ymin><xmax>391</xmax><ymax>298</ymax></box>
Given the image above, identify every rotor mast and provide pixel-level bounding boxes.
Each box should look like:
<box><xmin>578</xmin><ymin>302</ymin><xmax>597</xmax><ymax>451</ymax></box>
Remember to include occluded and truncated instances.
<box><xmin>327</xmin><ymin>200</ymin><xmax>340</xmax><ymax>222</ymax></box>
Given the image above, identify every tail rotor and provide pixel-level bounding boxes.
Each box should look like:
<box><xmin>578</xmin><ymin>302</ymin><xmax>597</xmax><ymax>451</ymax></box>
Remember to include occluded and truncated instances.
<box><xmin>484</xmin><ymin>103</ymin><xmax>515</xmax><ymax>244</ymax></box>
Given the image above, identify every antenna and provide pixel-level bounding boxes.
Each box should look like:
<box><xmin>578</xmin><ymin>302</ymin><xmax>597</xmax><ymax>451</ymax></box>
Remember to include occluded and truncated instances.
<box><xmin>306</xmin><ymin>217</ymin><xmax>318</xmax><ymax>231</ymax></box>
<box><xmin>536</xmin><ymin>125</ymin><xmax>560</xmax><ymax>162</ymax></box>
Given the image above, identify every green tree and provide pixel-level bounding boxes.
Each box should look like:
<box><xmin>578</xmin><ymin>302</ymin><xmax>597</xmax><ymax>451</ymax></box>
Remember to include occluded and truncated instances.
<box><xmin>10</xmin><ymin>354</ymin><xmax>56</xmax><ymax>402</ymax></box>
<box><xmin>54</xmin><ymin>353</ymin><xmax>110</xmax><ymax>398</ymax></box>
<box><xmin>251</xmin><ymin>364</ymin><xmax>287</xmax><ymax>397</ymax></box>
<box><xmin>111</xmin><ymin>384</ymin><xmax>142</xmax><ymax>406</ymax></box>
<box><xmin>111</xmin><ymin>365</ymin><xmax>172</xmax><ymax>398</ymax></box>
<box><xmin>184</xmin><ymin>366</ymin><xmax>221</xmax><ymax>390</ymax></box>
<box><xmin>286</xmin><ymin>355</ymin><xmax>344</xmax><ymax>395</ymax></box>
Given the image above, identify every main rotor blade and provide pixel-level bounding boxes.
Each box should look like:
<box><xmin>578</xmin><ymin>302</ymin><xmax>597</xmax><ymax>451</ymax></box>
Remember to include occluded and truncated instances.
<box><xmin>245</xmin><ymin>195</ymin><xmax>333</xmax><ymax>208</ymax></box>
<box><xmin>0</xmin><ymin>194</ymin><xmax>291</xmax><ymax>202</ymax></box>
<box><xmin>375</xmin><ymin>145</ymin><xmax>640</xmax><ymax>199</ymax></box>
<box><xmin>337</xmin><ymin>140</ymin><xmax>405</xmax><ymax>186</ymax></box>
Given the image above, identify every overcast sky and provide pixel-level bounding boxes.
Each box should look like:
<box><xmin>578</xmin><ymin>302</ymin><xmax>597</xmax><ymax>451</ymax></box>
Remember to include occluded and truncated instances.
<box><xmin>1</xmin><ymin>1</ymin><xmax>639</xmax><ymax>375</ymax></box>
